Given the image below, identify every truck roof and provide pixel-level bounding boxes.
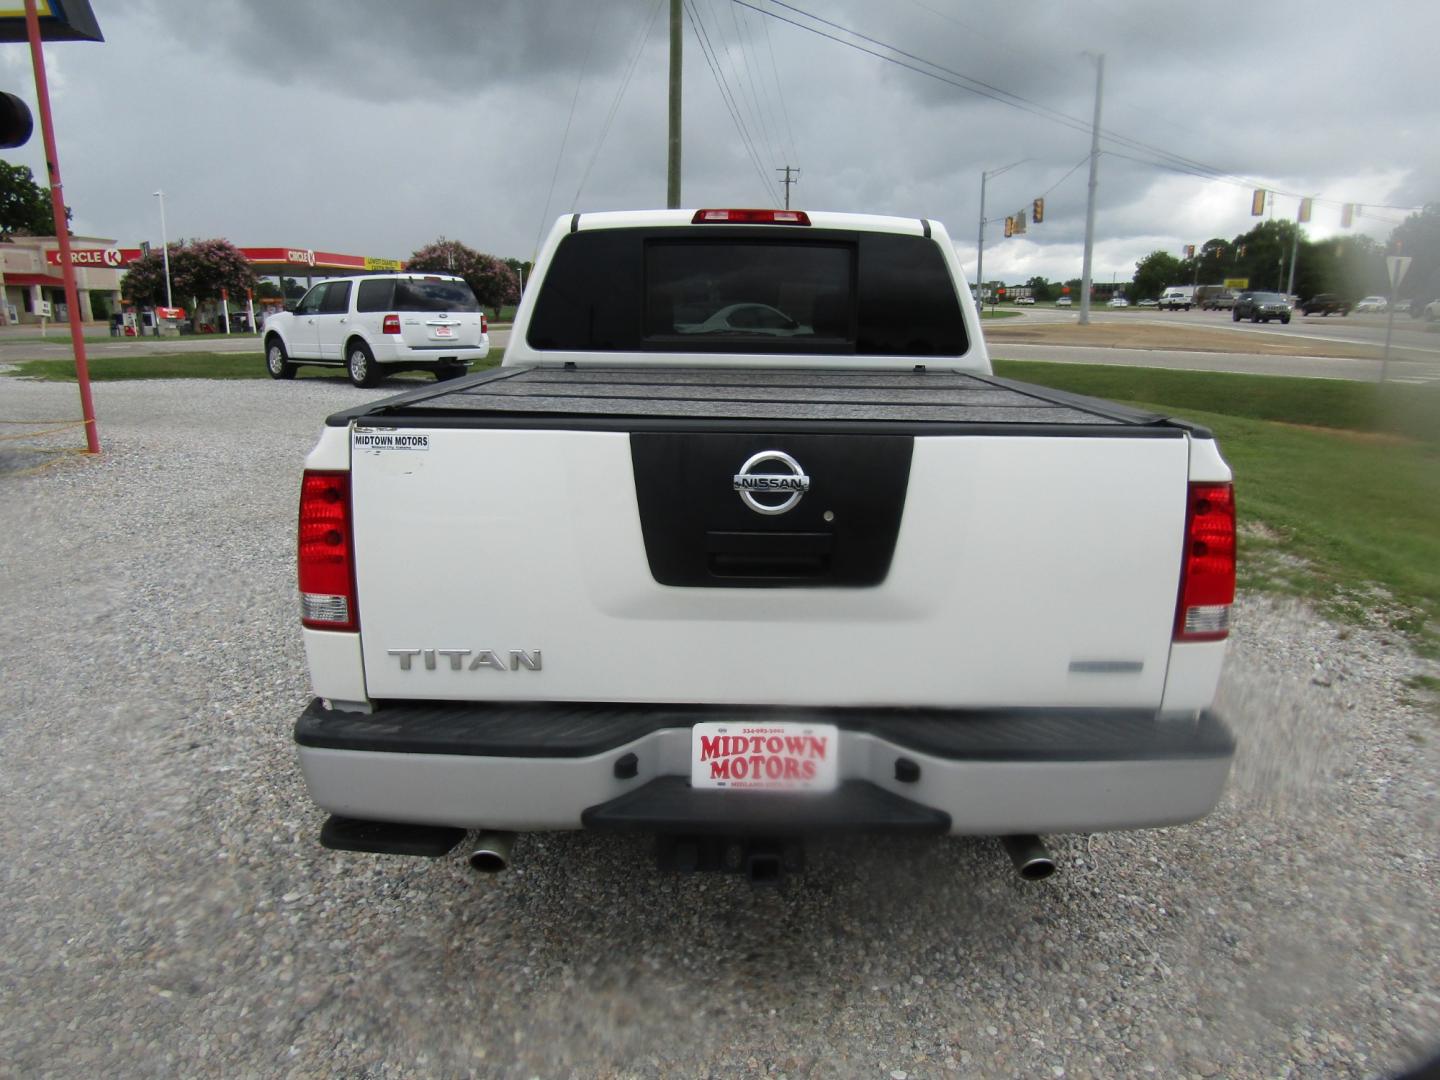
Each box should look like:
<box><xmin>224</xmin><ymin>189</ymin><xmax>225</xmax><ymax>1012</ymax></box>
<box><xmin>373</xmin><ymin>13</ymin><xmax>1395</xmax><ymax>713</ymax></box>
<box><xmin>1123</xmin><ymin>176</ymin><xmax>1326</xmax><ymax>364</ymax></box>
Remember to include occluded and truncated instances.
<box><xmin>327</xmin><ymin>366</ymin><xmax>1202</xmax><ymax>438</ymax></box>
<box><xmin>569</xmin><ymin>208</ymin><xmax>935</xmax><ymax>237</ymax></box>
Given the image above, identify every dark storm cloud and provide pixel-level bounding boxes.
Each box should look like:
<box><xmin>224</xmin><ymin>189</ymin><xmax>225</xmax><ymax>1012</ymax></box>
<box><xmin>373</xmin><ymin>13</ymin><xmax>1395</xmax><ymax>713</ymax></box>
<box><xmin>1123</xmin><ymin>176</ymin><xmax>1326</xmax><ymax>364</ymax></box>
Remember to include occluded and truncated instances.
<box><xmin>162</xmin><ymin>0</ymin><xmax>647</xmax><ymax>100</ymax></box>
<box><xmin>10</xmin><ymin>0</ymin><xmax>1435</xmax><ymax>285</ymax></box>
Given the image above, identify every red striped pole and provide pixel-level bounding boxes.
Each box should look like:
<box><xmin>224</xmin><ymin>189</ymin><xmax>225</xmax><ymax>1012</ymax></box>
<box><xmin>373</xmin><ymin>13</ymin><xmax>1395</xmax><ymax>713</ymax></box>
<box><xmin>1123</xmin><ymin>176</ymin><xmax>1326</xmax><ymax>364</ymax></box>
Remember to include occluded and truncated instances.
<box><xmin>24</xmin><ymin>0</ymin><xmax>100</xmax><ymax>454</ymax></box>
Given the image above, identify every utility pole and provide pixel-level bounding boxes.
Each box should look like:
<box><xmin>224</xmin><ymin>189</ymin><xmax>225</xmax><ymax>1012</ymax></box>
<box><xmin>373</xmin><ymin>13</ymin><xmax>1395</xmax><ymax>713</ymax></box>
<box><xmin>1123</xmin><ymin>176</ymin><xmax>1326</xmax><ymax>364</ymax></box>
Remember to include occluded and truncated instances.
<box><xmin>975</xmin><ymin>158</ymin><xmax>1026</xmax><ymax>309</ymax></box>
<box><xmin>667</xmin><ymin>0</ymin><xmax>682</xmax><ymax>209</ymax></box>
<box><xmin>776</xmin><ymin>165</ymin><xmax>799</xmax><ymax>210</ymax></box>
<box><xmin>1079</xmin><ymin>52</ymin><xmax>1104</xmax><ymax>326</ymax></box>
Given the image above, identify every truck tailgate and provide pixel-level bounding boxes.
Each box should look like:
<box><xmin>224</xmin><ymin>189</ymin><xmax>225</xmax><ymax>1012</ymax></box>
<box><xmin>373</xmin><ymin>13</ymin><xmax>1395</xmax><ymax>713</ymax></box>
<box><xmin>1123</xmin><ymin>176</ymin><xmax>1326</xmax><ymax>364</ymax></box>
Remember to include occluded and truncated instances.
<box><xmin>344</xmin><ymin>368</ymin><xmax>1193</xmax><ymax>710</ymax></box>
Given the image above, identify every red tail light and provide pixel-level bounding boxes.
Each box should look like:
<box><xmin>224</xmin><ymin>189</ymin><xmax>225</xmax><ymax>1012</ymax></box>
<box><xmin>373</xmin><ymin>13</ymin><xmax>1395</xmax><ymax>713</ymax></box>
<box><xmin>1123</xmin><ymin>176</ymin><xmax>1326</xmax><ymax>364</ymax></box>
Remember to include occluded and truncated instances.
<box><xmin>298</xmin><ymin>470</ymin><xmax>357</xmax><ymax>632</ymax></box>
<box><xmin>481</xmin><ymin>313</ymin><xmax>489</xmax><ymax>334</ymax></box>
<box><xmin>382</xmin><ymin>314</ymin><xmax>400</xmax><ymax>334</ymax></box>
<box><xmin>1174</xmin><ymin>482</ymin><xmax>1235</xmax><ymax>642</ymax></box>
<box><xmin>692</xmin><ymin>208</ymin><xmax>811</xmax><ymax>225</ymax></box>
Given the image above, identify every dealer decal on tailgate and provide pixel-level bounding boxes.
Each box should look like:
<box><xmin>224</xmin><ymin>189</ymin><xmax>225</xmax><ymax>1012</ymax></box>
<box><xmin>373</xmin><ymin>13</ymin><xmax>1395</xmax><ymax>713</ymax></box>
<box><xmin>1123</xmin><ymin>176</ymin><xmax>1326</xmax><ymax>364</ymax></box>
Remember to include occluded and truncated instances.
<box><xmin>690</xmin><ymin>722</ymin><xmax>840</xmax><ymax>793</ymax></box>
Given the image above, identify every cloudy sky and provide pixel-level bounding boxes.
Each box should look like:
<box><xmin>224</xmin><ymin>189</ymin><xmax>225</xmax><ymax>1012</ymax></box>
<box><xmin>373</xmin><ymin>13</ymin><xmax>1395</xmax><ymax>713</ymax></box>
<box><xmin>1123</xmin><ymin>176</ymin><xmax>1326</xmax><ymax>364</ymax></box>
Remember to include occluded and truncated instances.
<box><xmin>1</xmin><ymin>0</ymin><xmax>1435</xmax><ymax>285</ymax></box>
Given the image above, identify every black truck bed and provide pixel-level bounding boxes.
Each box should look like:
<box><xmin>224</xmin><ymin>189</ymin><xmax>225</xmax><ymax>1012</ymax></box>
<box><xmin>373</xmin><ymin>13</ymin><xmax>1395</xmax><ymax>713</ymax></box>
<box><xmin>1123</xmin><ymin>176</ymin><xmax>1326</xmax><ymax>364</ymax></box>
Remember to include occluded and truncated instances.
<box><xmin>326</xmin><ymin>365</ymin><xmax>1200</xmax><ymax>438</ymax></box>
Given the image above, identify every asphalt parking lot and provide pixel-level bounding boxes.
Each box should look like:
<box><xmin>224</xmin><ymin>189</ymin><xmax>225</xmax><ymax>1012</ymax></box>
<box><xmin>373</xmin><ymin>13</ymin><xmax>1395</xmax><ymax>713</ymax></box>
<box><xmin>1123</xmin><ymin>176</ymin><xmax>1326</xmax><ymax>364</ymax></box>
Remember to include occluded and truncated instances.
<box><xmin>1</xmin><ymin>377</ymin><xmax>1436</xmax><ymax>1078</ymax></box>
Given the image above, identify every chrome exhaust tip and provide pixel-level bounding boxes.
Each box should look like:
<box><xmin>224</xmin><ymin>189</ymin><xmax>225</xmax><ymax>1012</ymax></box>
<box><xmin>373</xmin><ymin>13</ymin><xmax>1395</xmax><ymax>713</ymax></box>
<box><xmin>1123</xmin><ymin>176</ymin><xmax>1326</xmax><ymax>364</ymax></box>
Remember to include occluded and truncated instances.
<box><xmin>1001</xmin><ymin>834</ymin><xmax>1056</xmax><ymax>881</ymax></box>
<box><xmin>467</xmin><ymin>831</ymin><xmax>516</xmax><ymax>874</ymax></box>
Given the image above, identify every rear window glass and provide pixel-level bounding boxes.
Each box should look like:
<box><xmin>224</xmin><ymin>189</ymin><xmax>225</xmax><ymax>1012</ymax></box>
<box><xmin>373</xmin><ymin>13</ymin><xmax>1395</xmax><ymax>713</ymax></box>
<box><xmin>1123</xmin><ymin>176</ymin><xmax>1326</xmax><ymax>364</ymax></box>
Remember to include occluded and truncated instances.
<box><xmin>356</xmin><ymin>279</ymin><xmax>394</xmax><ymax>312</ymax></box>
<box><xmin>392</xmin><ymin>279</ymin><xmax>480</xmax><ymax>312</ymax></box>
<box><xmin>527</xmin><ymin>228</ymin><xmax>967</xmax><ymax>356</ymax></box>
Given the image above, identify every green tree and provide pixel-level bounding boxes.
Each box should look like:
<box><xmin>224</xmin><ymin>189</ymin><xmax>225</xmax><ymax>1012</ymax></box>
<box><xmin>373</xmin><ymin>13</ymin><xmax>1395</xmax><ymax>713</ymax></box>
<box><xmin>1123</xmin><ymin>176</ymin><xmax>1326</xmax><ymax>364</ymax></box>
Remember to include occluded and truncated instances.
<box><xmin>1024</xmin><ymin>275</ymin><xmax>1053</xmax><ymax>302</ymax></box>
<box><xmin>1132</xmin><ymin>250</ymin><xmax>1183</xmax><ymax>300</ymax></box>
<box><xmin>1388</xmin><ymin>203</ymin><xmax>1440</xmax><ymax>308</ymax></box>
<box><xmin>120</xmin><ymin>247</ymin><xmax>172</xmax><ymax>306</ymax></box>
<box><xmin>408</xmin><ymin>238</ymin><xmax>520</xmax><ymax>313</ymax></box>
<box><xmin>0</xmin><ymin>159</ymin><xmax>70</xmax><ymax>235</ymax></box>
<box><xmin>173</xmin><ymin>238</ymin><xmax>257</xmax><ymax>307</ymax></box>
<box><xmin>121</xmin><ymin>238</ymin><xmax>256</xmax><ymax>309</ymax></box>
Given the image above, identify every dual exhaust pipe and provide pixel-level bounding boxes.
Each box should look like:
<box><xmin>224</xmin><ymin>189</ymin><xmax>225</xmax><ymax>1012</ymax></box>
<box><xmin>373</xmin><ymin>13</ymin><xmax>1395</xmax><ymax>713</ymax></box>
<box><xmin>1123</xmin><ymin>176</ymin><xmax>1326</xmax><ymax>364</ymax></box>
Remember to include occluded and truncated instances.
<box><xmin>466</xmin><ymin>829</ymin><xmax>1055</xmax><ymax>882</ymax></box>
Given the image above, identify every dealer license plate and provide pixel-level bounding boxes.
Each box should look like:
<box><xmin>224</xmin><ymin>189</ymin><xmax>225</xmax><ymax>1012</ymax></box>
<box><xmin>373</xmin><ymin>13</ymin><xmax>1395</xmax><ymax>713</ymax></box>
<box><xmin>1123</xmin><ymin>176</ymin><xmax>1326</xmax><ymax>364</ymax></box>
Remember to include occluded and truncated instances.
<box><xmin>690</xmin><ymin>721</ymin><xmax>839</xmax><ymax>793</ymax></box>
<box><xmin>433</xmin><ymin>324</ymin><xmax>454</xmax><ymax>338</ymax></box>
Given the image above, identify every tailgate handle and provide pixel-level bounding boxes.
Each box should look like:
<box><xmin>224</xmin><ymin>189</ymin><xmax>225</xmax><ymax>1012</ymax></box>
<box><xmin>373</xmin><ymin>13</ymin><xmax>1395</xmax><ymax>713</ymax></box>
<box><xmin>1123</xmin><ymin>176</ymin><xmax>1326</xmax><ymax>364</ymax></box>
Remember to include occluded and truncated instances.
<box><xmin>705</xmin><ymin>531</ymin><xmax>833</xmax><ymax>580</ymax></box>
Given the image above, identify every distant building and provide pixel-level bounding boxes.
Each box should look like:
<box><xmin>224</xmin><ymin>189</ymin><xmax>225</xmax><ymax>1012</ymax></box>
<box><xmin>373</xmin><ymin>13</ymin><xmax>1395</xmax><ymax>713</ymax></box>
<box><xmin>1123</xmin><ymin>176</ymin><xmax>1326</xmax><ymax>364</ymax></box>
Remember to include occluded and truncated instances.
<box><xmin>0</xmin><ymin>234</ymin><xmax>124</xmax><ymax>325</ymax></box>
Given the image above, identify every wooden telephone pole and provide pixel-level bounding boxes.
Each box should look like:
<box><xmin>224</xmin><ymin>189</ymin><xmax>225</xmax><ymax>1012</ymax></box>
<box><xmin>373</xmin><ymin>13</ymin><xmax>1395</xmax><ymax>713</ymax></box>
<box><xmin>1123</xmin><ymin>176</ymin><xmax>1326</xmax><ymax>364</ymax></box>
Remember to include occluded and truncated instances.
<box><xmin>667</xmin><ymin>0</ymin><xmax>682</xmax><ymax>208</ymax></box>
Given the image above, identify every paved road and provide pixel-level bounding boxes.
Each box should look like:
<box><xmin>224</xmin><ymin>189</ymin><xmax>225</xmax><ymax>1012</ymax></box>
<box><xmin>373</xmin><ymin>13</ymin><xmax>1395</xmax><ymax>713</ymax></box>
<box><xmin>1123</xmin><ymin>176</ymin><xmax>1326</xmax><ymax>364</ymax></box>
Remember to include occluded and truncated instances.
<box><xmin>1005</xmin><ymin>306</ymin><xmax>1440</xmax><ymax>362</ymax></box>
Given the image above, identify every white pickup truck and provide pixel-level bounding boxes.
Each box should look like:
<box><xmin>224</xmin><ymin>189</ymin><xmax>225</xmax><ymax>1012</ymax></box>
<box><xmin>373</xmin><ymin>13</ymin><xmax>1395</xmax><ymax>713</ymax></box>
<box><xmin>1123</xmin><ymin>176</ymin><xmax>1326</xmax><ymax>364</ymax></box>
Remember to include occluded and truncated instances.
<box><xmin>293</xmin><ymin>209</ymin><xmax>1236</xmax><ymax>883</ymax></box>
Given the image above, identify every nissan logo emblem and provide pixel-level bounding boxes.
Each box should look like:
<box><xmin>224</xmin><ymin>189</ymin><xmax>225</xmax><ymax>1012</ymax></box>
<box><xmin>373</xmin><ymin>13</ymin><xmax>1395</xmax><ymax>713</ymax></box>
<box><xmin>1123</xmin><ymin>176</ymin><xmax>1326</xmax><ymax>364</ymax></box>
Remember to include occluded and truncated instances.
<box><xmin>732</xmin><ymin>450</ymin><xmax>810</xmax><ymax>515</ymax></box>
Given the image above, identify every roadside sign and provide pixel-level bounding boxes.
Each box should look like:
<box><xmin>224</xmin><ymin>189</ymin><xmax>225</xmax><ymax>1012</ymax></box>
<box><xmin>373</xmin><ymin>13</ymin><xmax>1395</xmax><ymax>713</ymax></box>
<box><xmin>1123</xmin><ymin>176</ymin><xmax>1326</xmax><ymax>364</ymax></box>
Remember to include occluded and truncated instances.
<box><xmin>155</xmin><ymin>306</ymin><xmax>185</xmax><ymax>319</ymax></box>
<box><xmin>1224</xmin><ymin>277</ymin><xmax>1249</xmax><ymax>289</ymax></box>
<box><xmin>45</xmin><ymin>247</ymin><xmax>122</xmax><ymax>267</ymax></box>
<box><xmin>0</xmin><ymin>1</ymin><xmax>103</xmax><ymax>42</ymax></box>
<box><xmin>1387</xmin><ymin>256</ymin><xmax>1412</xmax><ymax>290</ymax></box>
<box><xmin>36</xmin><ymin>298</ymin><xmax>51</xmax><ymax>317</ymax></box>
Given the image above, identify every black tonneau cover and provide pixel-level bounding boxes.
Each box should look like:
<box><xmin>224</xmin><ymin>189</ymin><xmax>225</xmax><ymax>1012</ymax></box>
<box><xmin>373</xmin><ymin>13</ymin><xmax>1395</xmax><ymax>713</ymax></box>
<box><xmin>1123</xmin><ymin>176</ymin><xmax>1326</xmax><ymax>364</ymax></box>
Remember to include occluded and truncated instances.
<box><xmin>326</xmin><ymin>366</ymin><xmax>1203</xmax><ymax>438</ymax></box>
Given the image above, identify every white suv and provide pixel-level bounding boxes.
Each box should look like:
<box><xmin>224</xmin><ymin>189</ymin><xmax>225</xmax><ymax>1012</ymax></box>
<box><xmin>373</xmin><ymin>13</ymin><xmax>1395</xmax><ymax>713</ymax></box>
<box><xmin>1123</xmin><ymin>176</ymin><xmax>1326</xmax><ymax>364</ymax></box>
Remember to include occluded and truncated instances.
<box><xmin>263</xmin><ymin>273</ymin><xmax>490</xmax><ymax>387</ymax></box>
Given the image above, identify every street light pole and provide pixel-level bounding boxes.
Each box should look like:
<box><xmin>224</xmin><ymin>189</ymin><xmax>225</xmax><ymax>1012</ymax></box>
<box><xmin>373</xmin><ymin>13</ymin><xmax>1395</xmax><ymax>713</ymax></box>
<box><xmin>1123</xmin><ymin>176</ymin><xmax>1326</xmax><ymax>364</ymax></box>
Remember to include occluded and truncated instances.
<box><xmin>976</xmin><ymin>158</ymin><xmax>1027</xmax><ymax>308</ymax></box>
<box><xmin>152</xmin><ymin>189</ymin><xmax>172</xmax><ymax>309</ymax></box>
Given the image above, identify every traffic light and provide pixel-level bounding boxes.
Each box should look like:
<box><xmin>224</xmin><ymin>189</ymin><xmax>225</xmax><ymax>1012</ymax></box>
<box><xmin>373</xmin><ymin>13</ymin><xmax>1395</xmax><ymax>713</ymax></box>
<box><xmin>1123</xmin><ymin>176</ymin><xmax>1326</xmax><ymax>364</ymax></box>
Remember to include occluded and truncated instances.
<box><xmin>1184</xmin><ymin>244</ymin><xmax>1195</xmax><ymax>259</ymax></box>
<box><xmin>1341</xmin><ymin>203</ymin><xmax>1354</xmax><ymax>228</ymax></box>
<box><xmin>1251</xmin><ymin>188</ymin><xmax>1266</xmax><ymax>216</ymax></box>
<box><xmin>0</xmin><ymin>91</ymin><xmax>32</xmax><ymax>148</ymax></box>
<box><xmin>1298</xmin><ymin>197</ymin><xmax>1312</xmax><ymax>223</ymax></box>
<box><xmin>1032</xmin><ymin>197</ymin><xmax>1044</xmax><ymax>224</ymax></box>
<box><xmin>1004</xmin><ymin>216</ymin><xmax>1014</xmax><ymax>238</ymax></box>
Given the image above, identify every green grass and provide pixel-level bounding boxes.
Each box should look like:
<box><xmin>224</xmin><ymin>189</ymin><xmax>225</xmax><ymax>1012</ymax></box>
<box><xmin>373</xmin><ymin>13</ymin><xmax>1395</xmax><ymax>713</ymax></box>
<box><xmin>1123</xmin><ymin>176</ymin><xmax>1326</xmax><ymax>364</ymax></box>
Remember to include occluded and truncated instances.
<box><xmin>995</xmin><ymin>359</ymin><xmax>1440</xmax><ymax>647</ymax></box>
<box><xmin>5</xmin><ymin>353</ymin><xmax>503</xmax><ymax>381</ymax></box>
<box><xmin>979</xmin><ymin>309</ymin><xmax>1022</xmax><ymax>319</ymax></box>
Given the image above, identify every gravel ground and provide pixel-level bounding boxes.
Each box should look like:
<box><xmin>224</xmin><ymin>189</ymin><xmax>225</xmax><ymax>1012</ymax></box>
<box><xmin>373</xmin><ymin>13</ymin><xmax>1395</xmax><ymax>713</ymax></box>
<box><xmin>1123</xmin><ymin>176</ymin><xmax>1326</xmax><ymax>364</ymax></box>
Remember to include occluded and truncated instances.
<box><xmin>1</xmin><ymin>377</ymin><xmax>1437</xmax><ymax>1079</ymax></box>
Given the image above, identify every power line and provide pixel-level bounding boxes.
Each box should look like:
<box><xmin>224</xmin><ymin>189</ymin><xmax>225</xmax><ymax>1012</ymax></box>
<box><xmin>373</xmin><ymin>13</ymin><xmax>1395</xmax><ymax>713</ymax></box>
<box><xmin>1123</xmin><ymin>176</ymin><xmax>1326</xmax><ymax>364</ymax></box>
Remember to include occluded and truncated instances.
<box><xmin>686</xmin><ymin>0</ymin><xmax>780</xmax><ymax>203</ymax></box>
<box><xmin>720</xmin><ymin>0</ymin><xmax>784</xmax><ymax>174</ymax></box>
<box><xmin>573</xmin><ymin>0</ymin><xmax>666</xmax><ymax>206</ymax></box>
<box><xmin>735</xmin><ymin>1</ymin><xmax>790</xmax><ymax>173</ymax></box>
<box><xmin>736</xmin><ymin>0</ymin><xmax>1424</xmax><ymax>215</ymax></box>
<box><xmin>756</xmin><ymin>1</ymin><xmax>799</xmax><ymax>165</ymax></box>
<box><xmin>533</xmin><ymin>3</ymin><xmax>604</xmax><ymax>259</ymax></box>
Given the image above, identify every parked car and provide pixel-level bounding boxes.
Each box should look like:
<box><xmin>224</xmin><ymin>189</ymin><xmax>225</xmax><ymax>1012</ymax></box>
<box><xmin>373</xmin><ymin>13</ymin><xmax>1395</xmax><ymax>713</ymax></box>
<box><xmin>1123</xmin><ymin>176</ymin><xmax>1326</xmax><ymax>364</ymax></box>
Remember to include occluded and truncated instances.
<box><xmin>1055</xmin><ymin>296</ymin><xmax>1073</xmax><ymax>307</ymax></box>
<box><xmin>1300</xmin><ymin>294</ymin><xmax>1352</xmax><ymax>317</ymax></box>
<box><xmin>1354</xmin><ymin>295</ymin><xmax>1388</xmax><ymax>313</ymax></box>
<box><xmin>263</xmin><ymin>273</ymin><xmax>490</xmax><ymax>387</ymax></box>
<box><xmin>1424</xmin><ymin>300</ymin><xmax>1440</xmax><ymax>322</ymax></box>
<box><xmin>1015</xmin><ymin>296</ymin><xmax>1036</xmax><ymax>305</ymax></box>
<box><xmin>1137</xmin><ymin>298</ymin><xmax>1159</xmax><ymax>308</ymax></box>
<box><xmin>1107</xmin><ymin>297</ymin><xmax>1129</xmax><ymax>308</ymax></box>
<box><xmin>1232</xmin><ymin>291</ymin><xmax>1292</xmax><ymax>324</ymax></box>
<box><xmin>1392</xmin><ymin>299</ymin><xmax>1411</xmax><ymax>314</ymax></box>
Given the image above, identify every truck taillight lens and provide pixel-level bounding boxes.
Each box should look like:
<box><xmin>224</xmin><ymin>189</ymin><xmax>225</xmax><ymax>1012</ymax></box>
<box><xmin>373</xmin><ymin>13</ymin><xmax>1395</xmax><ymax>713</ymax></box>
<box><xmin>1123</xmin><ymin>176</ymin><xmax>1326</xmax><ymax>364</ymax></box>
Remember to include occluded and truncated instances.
<box><xmin>382</xmin><ymin>314</ymin><xmax>400</xmax><ymax>334</ymax></box>
<box><xmin>298</xmin><ymin>470</ymin><xmax>357</xmax><ymax>632</ymax></box>
<box><xmin>481</xmin><ymin>313</ymin><xmax>488</xmax><ymax>334</ymax></box>
<box><xmin>1175</xmin><ymin>482</ymin><xmax>1235</xmax><ymax>642</ymax></box>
